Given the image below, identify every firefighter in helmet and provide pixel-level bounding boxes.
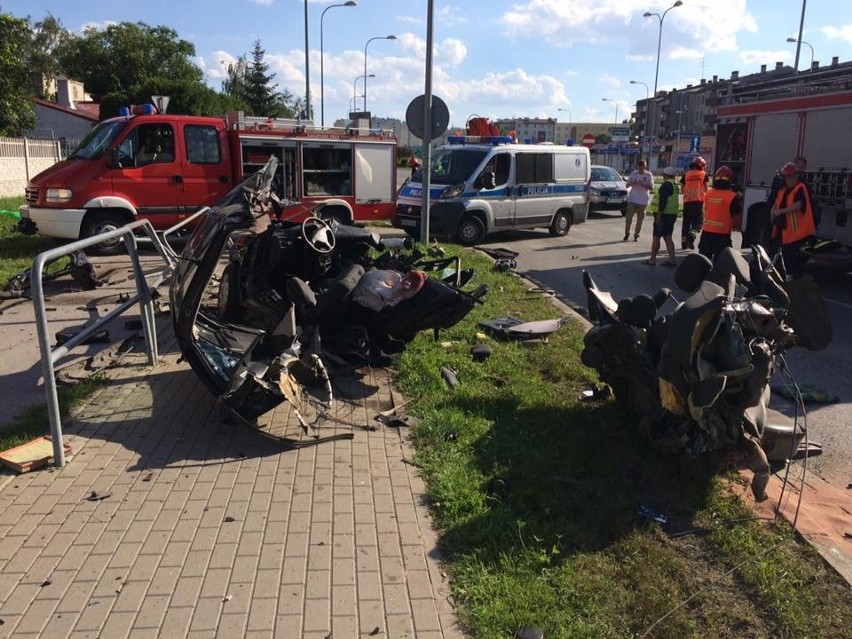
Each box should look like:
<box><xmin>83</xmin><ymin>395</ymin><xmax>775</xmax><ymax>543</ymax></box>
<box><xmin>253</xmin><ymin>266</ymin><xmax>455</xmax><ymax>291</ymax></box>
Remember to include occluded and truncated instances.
<box><xmin>698</xmin><ymin>165</ymin><xmax>742</xmax><ymax>262</ymax></box>
<box><xmin>679</xmin><ymin>156</ymin><xmax>709</xmax><ymax>250</ymax></box>
<box><xmin>771</xmin><ymin>161</ymin><xmax>816</xmax><ymax>277</ymax></box>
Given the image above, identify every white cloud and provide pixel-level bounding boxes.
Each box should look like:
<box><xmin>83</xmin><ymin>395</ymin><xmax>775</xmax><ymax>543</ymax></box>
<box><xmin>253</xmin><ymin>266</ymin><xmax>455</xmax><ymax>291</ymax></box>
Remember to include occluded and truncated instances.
<box><xmin>436</xmin><ymin>38</ymin><xmax>467</xmax><ymax>67</ymax></box>
<box><xmin>499</xmin><ymin>0</ymin><xmax>758</xmax><ymax>61</ymax></box>
<box><xmin>79</xmin><ymin>20</ymin><xmax>116</xmax><ymax>33</ymax></box>
<box><xmin>252</xmin><ymin>0</ymin><xmax>275</xmax><ymax>6</ymax></box>
<box><xmin>599</xmin><ymin>73</ymin><xmax>621</xmax><ymax>89</ymax></box>
<box><xmin>822</xmin><ymin>24</ymin><xmax>852</xmax><ymax>43</ymax></box>
<box><xmin>739</xmin><ymin>50</ymin><xmax>792</xmax><ymax>66</ymax></box>
<box><xmin>436</xmin><ymin>5</ymin><xmax>470</xmax><ymax>28</ymax></box>
<box><xmin>197</xmin><ymin>50</ymin><xmax>239</xmax><ymax>83</ymax></box>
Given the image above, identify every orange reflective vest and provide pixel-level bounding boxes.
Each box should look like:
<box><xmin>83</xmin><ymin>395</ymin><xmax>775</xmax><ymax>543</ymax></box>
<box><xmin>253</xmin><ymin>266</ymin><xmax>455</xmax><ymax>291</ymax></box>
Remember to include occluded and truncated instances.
<box><xmin>773</xmin><ymin>182</ymin><xmax>816</xmax><ymax>245</ymax></box>
<box><xmin>702</xmin><ymin>189</ymin><xmax>737</xmax><ymax>235</ymax></box>
<box><xmin>682</xmin><ymin>169</ymin><xmax>707</xmax><ymax>203</ymax></box>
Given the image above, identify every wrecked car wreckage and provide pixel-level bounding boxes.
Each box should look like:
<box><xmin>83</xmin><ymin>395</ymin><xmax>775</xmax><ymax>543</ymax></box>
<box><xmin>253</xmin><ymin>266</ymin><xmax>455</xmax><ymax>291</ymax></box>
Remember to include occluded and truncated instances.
<box><xmin>169</xmin><ymin>157</ymin><xmax>486</xmax><ymax>434</ymax></box>
<box><xmin>581</xmin><ymin>246</ymin><xmax>832</xmax><ymax>500</ymax></box>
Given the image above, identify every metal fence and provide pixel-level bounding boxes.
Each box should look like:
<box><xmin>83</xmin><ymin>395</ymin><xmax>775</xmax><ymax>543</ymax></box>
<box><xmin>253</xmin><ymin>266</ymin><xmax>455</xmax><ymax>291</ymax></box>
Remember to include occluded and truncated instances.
<box><xmin>32</xmin><ymin>219</ymin><xmax>177</xmax><ymax>466</ymax></box>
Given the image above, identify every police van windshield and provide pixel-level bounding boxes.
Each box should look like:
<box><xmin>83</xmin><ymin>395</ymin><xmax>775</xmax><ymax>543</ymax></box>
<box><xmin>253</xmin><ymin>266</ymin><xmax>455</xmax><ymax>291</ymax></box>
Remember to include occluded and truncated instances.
<box><xmin>426</xmin><ymin>148</ymin><xmax>489</xmax><ymax>185</ymax></box>
<box><xmin>68</xmin><ymin>120</ymin><xmax>129</xmax><ymax>160</ymax></box>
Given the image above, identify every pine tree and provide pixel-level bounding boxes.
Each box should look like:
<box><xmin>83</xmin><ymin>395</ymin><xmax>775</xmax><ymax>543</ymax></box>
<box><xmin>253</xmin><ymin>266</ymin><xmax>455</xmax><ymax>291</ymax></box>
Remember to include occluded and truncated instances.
<box><xmin>243</xmin><ymin>40</ymin><xmax>278</xmax><ymax>117</ymax></box>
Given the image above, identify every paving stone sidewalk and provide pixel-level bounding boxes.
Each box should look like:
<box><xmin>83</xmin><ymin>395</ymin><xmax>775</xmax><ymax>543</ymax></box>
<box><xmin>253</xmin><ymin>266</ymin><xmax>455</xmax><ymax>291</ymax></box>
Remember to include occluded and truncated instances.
<box><xmin>0</xmin><ymin>334</ymin><xmax>465</xmax><ymax>638</ymax></box>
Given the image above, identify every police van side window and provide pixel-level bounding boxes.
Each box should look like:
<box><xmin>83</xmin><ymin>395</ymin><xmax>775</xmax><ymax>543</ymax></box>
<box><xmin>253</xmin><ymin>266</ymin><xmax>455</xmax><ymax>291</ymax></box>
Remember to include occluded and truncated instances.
<box><xmin>516</xmin><ymin>153</ymin><xmax>554</xmax><ymax>183</ymax></box>
<box><xmin>479</xmin><ymin>153</ymin><xmax>510</xmax><ymax>189</ymax></box>
<box><xmin>492</xmin><ymin>153</ymin><xmax>510</xmax><ymax>186</ymax></box>
<box><xmin>185</xmin><ymin>125</ymin><xmax>221</xmax><ymax>164</ymax></box>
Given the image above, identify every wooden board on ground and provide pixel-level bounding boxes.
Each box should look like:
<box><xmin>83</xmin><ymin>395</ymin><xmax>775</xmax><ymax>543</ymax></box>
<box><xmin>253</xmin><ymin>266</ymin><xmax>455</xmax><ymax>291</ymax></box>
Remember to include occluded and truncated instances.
<box><xmin>0</xmin><ymin>436</ymin><xmax>72</xmax><ymax>473</ymax></box>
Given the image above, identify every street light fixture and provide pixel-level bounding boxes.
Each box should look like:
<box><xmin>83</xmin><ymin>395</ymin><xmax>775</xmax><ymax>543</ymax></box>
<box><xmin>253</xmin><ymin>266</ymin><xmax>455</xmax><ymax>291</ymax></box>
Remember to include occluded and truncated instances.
<box><xmin>602</xmin><ymin>97</ymin><xmax>619</xmax><ymax>125</ymax></box>
<box><xmin>320</xmin><ymin>1</ymin><xmax>357</xmax><ymax>128</ymax></box>
<box><xmin>644</xmin><ymin>0</ymin><xmax>683</xmax><ymax>168</ymax></box>
<box><xmin>557</xmin><ymin>107</ymin><xmax>573</xmax><ymax>142</ymax></box>
<box><xmin>602</xmin><ymin>98</ymin><xmax>620</xmax><ymax>169</ymax></box>
<box><xmin>630</xmin><ymin>80</ymin><xmax>651</xmax><ymax>161</ymax></box>
<box><xmin>363</xmin><ymin>35</ymin><xmax>397</xmax><ymax>113</ymax></box>
<box><xmin>353</xmin><ymin>74</ymin><xmax>375</xmax><ymax>113</ymax></box>
<box><xmin>674</xmin><ymin>105</ymin><xmax>688</xmax><ymax>169</ymax></box>
<box><xmin>303</xmin><ymin>0</ymin><xmax>311</xmax><ymax>120</ymax></box>
<box><xmin>786</xmin><ymin>36</ymin><xmax>814</xmax><ymax>70</ymax></box>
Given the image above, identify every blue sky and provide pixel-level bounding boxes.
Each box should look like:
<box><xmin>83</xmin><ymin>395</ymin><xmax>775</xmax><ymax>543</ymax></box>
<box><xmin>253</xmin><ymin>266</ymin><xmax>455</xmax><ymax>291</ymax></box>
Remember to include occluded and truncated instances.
<box><xmin>8</xmin><ymin>0</ymin><xmax>852</xmax><ymax>128</ymax></box>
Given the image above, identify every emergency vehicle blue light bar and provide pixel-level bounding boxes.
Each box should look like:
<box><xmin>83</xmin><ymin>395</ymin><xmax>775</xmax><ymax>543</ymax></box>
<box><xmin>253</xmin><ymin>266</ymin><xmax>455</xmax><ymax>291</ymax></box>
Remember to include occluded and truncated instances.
<box><xmin>447</xmin><ymin>135</ymin><xmax>515</xmax><ymax>145</ymax></box>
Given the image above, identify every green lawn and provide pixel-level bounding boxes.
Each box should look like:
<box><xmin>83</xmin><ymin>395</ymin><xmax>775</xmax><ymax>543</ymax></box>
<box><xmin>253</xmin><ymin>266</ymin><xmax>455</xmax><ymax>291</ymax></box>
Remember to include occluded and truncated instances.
<box><xmin>396</xmin><ymin>246</ymin><xmax>851</xmax><ymax>639</ymax></box>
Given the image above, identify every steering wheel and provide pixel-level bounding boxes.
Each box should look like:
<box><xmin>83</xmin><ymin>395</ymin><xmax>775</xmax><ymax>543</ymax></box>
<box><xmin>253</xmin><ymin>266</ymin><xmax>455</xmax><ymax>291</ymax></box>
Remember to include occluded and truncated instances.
<box><xmin>300</xmin><ymin>216</ymin><xmax>337</xmax><ymax>254</ymax></box>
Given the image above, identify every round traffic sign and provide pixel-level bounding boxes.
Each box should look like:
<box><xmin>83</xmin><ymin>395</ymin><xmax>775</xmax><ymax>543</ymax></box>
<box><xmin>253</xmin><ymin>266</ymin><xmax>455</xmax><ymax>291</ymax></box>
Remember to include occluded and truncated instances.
<box><xmin>582</xmin><ymin>134</ymin><xmax>595</xmax><ymax>148</ymax></box>
<box><xmin>405</xmin><ymin>95</ymin><xmax>450</xmax><ymax>141</ymax></box>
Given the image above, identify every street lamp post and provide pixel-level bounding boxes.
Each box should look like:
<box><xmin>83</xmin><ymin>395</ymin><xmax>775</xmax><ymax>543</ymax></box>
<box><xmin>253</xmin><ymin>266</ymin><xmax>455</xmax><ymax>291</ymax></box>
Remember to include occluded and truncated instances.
<box><xmin>674</xmin><ymin>105</ymin><xmax>687</xmax><ymax>170</ymax></box>
<box><xmin>602</xmin><ymin>98</ymin><xmax>619</xmax><ymax>169</ymax></box>
<box><xmin>303</xmin><ymin>0</ymin><xmax>311</xmax><ymax>120</ymax></box>
<box><xmin>644</xmin><ymin>0</ymin><xmax>683</xmax><ymax>169</ymax></box>
<box><xmin>557</xmin><ymin>107</ymin><xmax>572</xmax><ymax>143</ymax></box>
<box><xmin>352</xmin><ymin>74</ymin><xmax>374</xmax><ymax>114</ymax></box>
<box><xmin>363</xmin><ymin>35</ymin><xmax>397</xmax><ymax>114</ymax></box>
<box><xmin>602</xmin><ymin>97</ymin><xmax>619</xmax><ymax>125</ymax></box>
<box><xmin>320</xmin><ymin>1</ymin><xmax>357</xmax><ymax>128</ymax></box>
<box><xmin>786</xmin><ymin>37</ymin><xmax>814</xmax><ymax>71</ymax></box>
<box><xmin>630</xmin><ymin>79</ymin><xmax>650</xmax><ymax>162</ymax></box>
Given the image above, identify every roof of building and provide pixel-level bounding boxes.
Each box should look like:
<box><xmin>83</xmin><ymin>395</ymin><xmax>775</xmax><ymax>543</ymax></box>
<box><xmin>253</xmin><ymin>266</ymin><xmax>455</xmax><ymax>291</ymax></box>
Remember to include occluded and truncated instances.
<box><xmin>35</xmin><ymin>98</ymin><xmax>100</xmax><ymax>122</ymax></box>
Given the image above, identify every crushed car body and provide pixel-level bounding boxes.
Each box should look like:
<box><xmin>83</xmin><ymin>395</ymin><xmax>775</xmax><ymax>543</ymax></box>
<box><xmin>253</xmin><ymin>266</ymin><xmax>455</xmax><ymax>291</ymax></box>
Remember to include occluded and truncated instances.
<box><xmin>169</xmin><ymin>157</ymin><xmax>486</xmax><ymax>430</ymax></box>
<box><xmin>580</xmin><ymin>246</ymin><xmax>832</xmax><ymax>500</ymax></box>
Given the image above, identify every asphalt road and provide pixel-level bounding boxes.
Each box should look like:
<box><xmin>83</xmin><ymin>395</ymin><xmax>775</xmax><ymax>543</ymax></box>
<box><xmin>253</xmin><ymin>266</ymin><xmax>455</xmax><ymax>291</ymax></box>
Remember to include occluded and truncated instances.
<box><xmin>477</xmin><ymin>209</ymin><xmax>852</xmax><ymax>490</ymax></box>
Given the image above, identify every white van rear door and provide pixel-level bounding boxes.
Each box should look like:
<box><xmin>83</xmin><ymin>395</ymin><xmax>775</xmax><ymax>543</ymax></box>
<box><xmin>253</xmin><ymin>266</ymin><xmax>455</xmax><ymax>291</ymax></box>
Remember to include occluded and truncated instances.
<box><xmin>354</xmin><ymin>144</ymin><xmax>394</xmax><ymax>203</ymax></box>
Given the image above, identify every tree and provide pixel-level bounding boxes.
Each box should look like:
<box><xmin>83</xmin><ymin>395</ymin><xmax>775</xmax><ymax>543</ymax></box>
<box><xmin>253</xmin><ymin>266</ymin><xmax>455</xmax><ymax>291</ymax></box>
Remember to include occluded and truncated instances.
<box><xmin>243</xmin><ymin>40</ymin><xmax>279</xmax><ymax>117</ymax></box>
<box><xmin>223</xmin><ymin>40</ymin><xmax>297</xmax><ymax>118</ymax></box>
<box><xmin>0</xmin><ymin>14</ymin><xmax>36</xmax><ymax>135</ymax></box>
<box><xmin>59</xmin><ymin>22</ymin><xmax>202</xmax><ymax>101</ymax></box>
<box><xmin>595</xmin><ymin>133</ymin><xmax>612</xmax><ymax>144</ymax></box>
<box><xmin>27</xmin><ymin>14</ymin><xmax>72</xmax><ymax>99</ymax></box>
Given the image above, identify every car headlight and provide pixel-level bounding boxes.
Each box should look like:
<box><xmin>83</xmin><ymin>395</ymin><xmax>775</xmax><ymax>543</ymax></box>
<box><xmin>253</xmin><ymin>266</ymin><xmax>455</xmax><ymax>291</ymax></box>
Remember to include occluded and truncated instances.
<box><xmin>439</xmin><ymin>183</ymin><xmax>465</xmax><ymax>200</ymax></box>
<box><xmin>589</xmin><ymin>187</ymin><xmax>602</xmax><ymax>195</ymax></box>
<box><xmin>45</xmin><ymin>188</ymin><xmax>73</xmax><ymax>203</ymax></box>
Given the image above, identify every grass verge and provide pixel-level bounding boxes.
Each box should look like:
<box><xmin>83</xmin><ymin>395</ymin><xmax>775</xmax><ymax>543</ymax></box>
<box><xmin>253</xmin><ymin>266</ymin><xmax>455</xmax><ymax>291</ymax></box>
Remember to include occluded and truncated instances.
<box><xmin>0</xmin><ymin>197</ymin><xmax>63</xmax><ymax>287</ymax></box>
<box><xmin>0</xmin><ymin>375</ymin><xmax>107</xmax><ymax>451</ymax></box>
<box><xmin>397</xmin><ymin>245</ymin><xmax>851</xmax><ymax>639</ymax></box>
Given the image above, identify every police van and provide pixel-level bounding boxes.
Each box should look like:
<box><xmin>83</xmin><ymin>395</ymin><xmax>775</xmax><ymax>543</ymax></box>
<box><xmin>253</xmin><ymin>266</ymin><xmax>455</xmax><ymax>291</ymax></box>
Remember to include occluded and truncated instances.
<box><xmin>395</xmin><ymin>136</ymin><xmax>590</xmax><ymax>245</ymax></box>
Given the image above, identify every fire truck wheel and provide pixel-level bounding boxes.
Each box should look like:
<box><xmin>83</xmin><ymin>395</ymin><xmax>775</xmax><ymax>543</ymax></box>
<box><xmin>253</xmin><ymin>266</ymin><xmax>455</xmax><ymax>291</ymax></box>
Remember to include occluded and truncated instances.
<box><xmin>456</xmin><ymin>215</ymin><xmax>486</xmax><ymax>246</ymax></box>
<box><xmin>82</xmin><ymin>210</ymin><xmax>132</xmax><ymax>255</ymax></box>
<box><xmin>217</xmin><ymin>264</ymin><xmax>244</xmax><ymax>323</ymax></box>
<box><xmin>549</xmin><ymin>209</ymin><xmax>572</xmax><ymax>237</ymax></box>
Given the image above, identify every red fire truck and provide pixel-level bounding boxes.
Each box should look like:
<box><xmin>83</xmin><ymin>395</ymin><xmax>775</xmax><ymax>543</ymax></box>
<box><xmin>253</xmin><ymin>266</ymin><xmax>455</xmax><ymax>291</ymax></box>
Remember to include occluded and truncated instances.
<box><xmin>715</xmin><ymin>91</ymin><xmax>852</xmax><ymax>250</ymax></box>
<box><xmin>19</xmin><ymin>107</ymin><xmax>398</xmax><ymax>253</ymax></box>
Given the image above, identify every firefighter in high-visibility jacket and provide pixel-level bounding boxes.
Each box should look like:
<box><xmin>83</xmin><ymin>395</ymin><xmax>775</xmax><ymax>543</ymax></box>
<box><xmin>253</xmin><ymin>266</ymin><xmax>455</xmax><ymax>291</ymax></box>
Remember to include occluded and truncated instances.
<box><xmin>679</xmin><ymin>156</ymin><xmax>709</xmax><ymax>250</ymax></box>
<box><xmin>771</xmin><ymin>161</ymin><xmax>817</xmax><ymax>276</ymax></box>
<box><xmin>698</xmin><ymin>165</ymin><xmax>742</xmax><ymax>262</ymax></box>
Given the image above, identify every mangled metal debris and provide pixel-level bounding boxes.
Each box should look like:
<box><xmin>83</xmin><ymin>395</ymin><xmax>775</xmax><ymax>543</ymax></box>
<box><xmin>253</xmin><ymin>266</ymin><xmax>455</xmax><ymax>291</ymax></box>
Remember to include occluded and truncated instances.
<box><xmin>581</xmin><ymin>246</ymin><xmax>832</xmax><ymax>501</ymax></box>
<box><xmin>169</xmin><ymin>157</ymin><xmax>486</xmax><ymax>431</ymax></box>
<box><xmin>1</xmin><ymin>250</ymin><xmax>104</xmax><ymax>300</ymax></box>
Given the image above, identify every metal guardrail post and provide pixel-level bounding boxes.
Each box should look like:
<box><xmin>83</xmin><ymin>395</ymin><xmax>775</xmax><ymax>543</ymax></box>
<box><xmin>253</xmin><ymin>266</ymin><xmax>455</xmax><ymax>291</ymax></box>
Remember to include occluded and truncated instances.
<box><xmin>31</xmin><ymin>220</ymin><xmax>174</xmax><ymax>466</ymax></box>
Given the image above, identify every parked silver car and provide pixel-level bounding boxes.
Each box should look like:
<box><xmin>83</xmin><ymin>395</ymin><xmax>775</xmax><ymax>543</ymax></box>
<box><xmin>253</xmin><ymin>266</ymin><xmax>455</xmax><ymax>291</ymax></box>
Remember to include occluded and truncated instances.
<box><xmin>588</xmin><ymin>165</ymin><xmax>628</xmax><ymax>215</ymax></box>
